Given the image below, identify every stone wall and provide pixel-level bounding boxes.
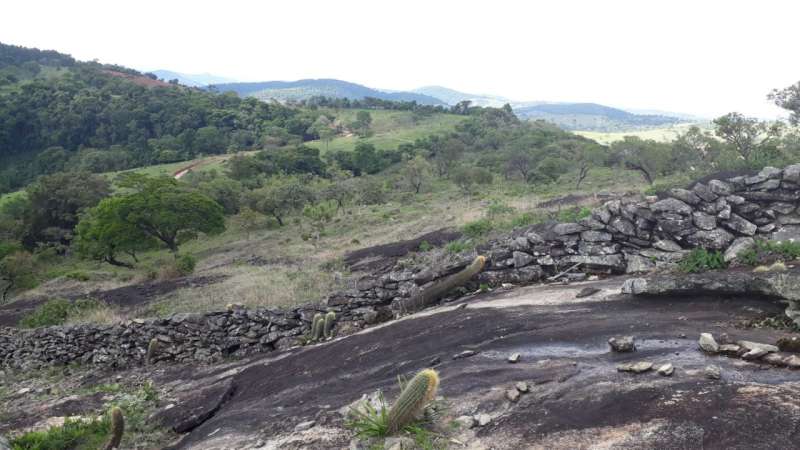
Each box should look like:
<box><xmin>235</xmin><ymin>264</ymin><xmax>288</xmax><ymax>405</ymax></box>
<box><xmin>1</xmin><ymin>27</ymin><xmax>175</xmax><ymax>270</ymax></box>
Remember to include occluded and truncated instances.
<box><xmin>2</xmin><ymin>165</ymin><xmax>800</xmax><ymax>370</ymax></box>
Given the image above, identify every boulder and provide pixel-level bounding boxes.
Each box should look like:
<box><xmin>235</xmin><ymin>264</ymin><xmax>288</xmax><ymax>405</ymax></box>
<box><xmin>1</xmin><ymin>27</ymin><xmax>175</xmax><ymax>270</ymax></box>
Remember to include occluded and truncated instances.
<box><xmin>737</xmin><ymin>340</ymin><xmax>779</xmax><ymax>354</ymax></box>
<box><xmin>704</xmin><ymin>365</ymin><xmax>721</xmax><ymax>380</ymax></box>
<box><xmin>698</xmin><ymin>333</ymin><xmax>720</xmax><ymax>353</ymax></box>
<box><xmin>722</xmin><ymin>214</ymin><xmax>757</xmax><ymax>236</ymax></box>
<box><xmin>626</xmin><ymin>254</ymin><xmax>655</xmax><ymax>274</ymax></box>
<box><xmin>685</xmin><ymin>228</ymin><xmax>735</xmax><ymax>250</ymax></box>
<box><xmin>692</xmin><ymin>183</ymin><xmax>718</xmax><ymax>202</ymax></box>
<box><xmin>653</xmin><ymin>239</ymin><xmax>683</xmax><ymax>252</ymax></box>
<box><xmin>581</xmin><ymin>230</ymin><xmax>613</xmax><ymax>242</ymax></box>
<box><xmin>553</xmin><ymin>223</ymin><xmax>587</xmax><ymax>235</ymax></box>
<box><xmin>692</xmin><ymin>212</ymin><xmax>717</xmax><ymax>231</ymax></box>
<box><xmin>608</xmin><ymin>336</ymin><xmax>636</xmax><ymax>352</ymax></box>
<box><xmin>652</xmin><ymin>198</ymin><xmax>693</xmax><ymax>216</ymax></box>
<box><xmin>723</xmin><ymin>237</ymin><xmax>755</xmax><ymax>263</ymax></box>
<box><xmin>512</xmin><ymin>251</ymin><xmax>535</xmax><ymax>268</ymax></box>
<box><xmin>668</xmin><ymin>188</ymin><xmax>701</xmax><ymax>205</ymax></box>
<box><xmin>708</xmin><ymin>179</ymin><xmax>733</xmax><ymax>196</ymax></box>
<box><xmin>657</xmin><ymin>363</ymin><xmax>674</xmax><ymax>376</ymax></box>
<box><xmin>617</xmin><ymin>361</ymin><xmax>653</xmax><ymax>373</ymax></box>
<box><xmin>783</xmin><ymin>164</ymin><xmax>800</xmax><ymax>183</ymax></box>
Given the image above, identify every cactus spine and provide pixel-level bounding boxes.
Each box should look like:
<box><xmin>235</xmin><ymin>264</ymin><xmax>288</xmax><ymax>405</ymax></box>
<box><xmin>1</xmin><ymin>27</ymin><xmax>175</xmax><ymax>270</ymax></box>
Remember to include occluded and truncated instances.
<box><xmin>399</xmin><ymin>256</ymin><xmax>486</xmax><ymax>314</ymax></box>
<box><xmin>323</xmin><ymin>311</ymin><xmax>336</xmax><ymax>340</ymax></box>
<box><xmin>103</xmin><ymin>406</ymin><xmax>124</xmax><ymax>450</ymax></box>
<box><xmin>146</xmin><ymin>338</ymin><xmax>159</xmax><ymax>365</ymax></box>
<box><xmin>311</xmin><ymin>313</ymin><xmax>325</xmax><ymax>342</ymax></box>
<box><xmin>387</xmin><ymin>369</ymin><xmax>440</xmax><ymax>433</ymax></box>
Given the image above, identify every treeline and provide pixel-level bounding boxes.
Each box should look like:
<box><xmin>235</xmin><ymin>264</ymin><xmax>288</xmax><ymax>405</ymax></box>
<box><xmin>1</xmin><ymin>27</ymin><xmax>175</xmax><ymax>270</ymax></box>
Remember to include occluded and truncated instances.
<box><xmin>294</xmin><ymin>95</ymin><xmax>487</xmax><ymax>116</ymax></box>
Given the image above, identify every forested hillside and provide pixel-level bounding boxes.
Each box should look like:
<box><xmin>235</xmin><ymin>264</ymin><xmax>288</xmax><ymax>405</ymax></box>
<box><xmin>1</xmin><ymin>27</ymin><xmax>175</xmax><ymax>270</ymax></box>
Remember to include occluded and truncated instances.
<box><xmin>0</xmin><ymin>43</ymin><xmax>322</xmax><ymax>193</ymax></box>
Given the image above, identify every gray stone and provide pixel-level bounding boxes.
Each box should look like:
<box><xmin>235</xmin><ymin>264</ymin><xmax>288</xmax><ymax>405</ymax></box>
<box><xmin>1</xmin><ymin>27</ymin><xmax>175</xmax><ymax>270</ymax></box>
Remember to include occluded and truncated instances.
<box><xmin>608</xmin><ymin>336</ymin><xmax>636</xmax><ymax>352</ymax></box>
<box><xmin>553</xmin><ymin>222</ymin><xmax>586</xmax><ymax>235</ymax></box>
<box><xmin>475</xmin><ymin>413</ymin><xmax>492</xmax><ymax>427</ymax></box>
<box><xmin>506</xmin><ymin>389</ymin><xmax>520</xmax><ymax>402</ymax></box>
<box><xmin>592</xmin><ymin>206</ymin><xmax>612</xmax><ymax>224</ymax></box>
<box><xmin>736</xmin><ymin>340</ymin><xmax>779</xmax><ymax>353</ymax></box>
<box><xmin>719</xmin><ymin>344</ymin><xmax>741</xmax><ymax>355</ymax></box>
<box><xmin>741</xmin><ymin>348</ymin><xmax>768</xmax><ymax>360</ymax></box>
<box><xmin>693</xmin><ymin>183</ymin><xmax>718</xmax><ymax>202</ymax></box>
<box><xmin>759</xmin><ymin>166</ymin><xmax>783</xmax><ymax>179</ymax></box>
<box><xmin>786</xmin><ymin>355</ymin><xmax>800</xmax><ymax>369</ymax></box>
<box><xmin>512</xmin><ymin>251</ymin><xmax>535</xmax><ymax>268</ymax></box>
<box><xmin>668</xmin><ymin>188</ymin><xmax>701</xmax><ymax>205</ymax></box>
<box><xmin>617</xmin><ymin>361</ymin><xmax>653</xmax><ymax>373</ymax></box>
<box><xmin>454</xmin><ymin>415</ymin><xmax>475</xmax><ymax>429</ymax></box>
<box><xmin>692</xmin><ymin>212</ymin><xmax>717</xmax><ymax>231</ymax></box>
<box><xmin>764</xmin><ymin>353</ymin><xmax>788</xmax><ymax>367</ymax></box>
<box><xmin>384</xmin><ymin>437</ymin><xmax>416</xmax><ymax>450</ymax></box>
<box><xmin>771</xmin><ymin>202</ymin><xmax>796</xmax><ymax>215</ymax></box>
<box><xmin>453</xmin><ymin>350</ymin><xmax>478</xmax><ymax>360</ymax></box>
<box><xmin>783</xmin><ymin>164</ymin><xmax>800</xmax><ymax>183</ymax></box>
<box><xmin>626</xmin><ymin>254</ymin><xmax>655</xmax><ymax>274</ymax></box>
<box><xmin>708</xmin><ymin>180</ymin><xmax>733</xmax><ymax>196</ymax></box>
<box><xmin>508</xmin><ymin>353</ymin><xmax>521</xmax><ymax>363</ymax></box>
<box><xmin>723</xmin><ymin>237</ymin><xmax>755</xmax><ymax>263</ymax></box>
<box><xmin>652</xmin><ymin>198</ymin><xmax>694</xmax><ymax>216</ymax></box>
<box><xmin>657</xmin><ymin>363</ymin><xmax>674</xmax><ymax>376</ymax></box>
<box><xmin>698</xmin><ymin>333</ymin><xmax>719</xmax><ymax>353</ymax></box>
<box><xmin>686</xmin><ymin>228</ymin><xmax>735</xmax><ymax>250</ymax></box>
<box><xmin>704</xmin><ymin>365</ymin><xmax>721</xmax><ymax>380</ymax></box>
<box><xmin>515</xmin><ymin>381</ymin><xmax>529</xmax><ymax>393</ymax></box>
<box><xmin>621</xmin><ymin>278</ymin><xmax>648</xmax><ymax>295</ymax></box>
<box><xmin>609</xmin><ymin>217</ymin><xmax>636</xmax><ymax>236</ymax></box>
<box><xmin>653</xmin><ymin>239</ymin><xmax>682</xmax><ymax>252</ymax></box>
<box><xmin>581</xmin><ymin>230</ymin><xmax>613</xmax><ymax>242</ymax></box>
<box><xmin>576</xmin><ymin>287</ymin><xmax>601</xmax><ymax>298</ymax></box>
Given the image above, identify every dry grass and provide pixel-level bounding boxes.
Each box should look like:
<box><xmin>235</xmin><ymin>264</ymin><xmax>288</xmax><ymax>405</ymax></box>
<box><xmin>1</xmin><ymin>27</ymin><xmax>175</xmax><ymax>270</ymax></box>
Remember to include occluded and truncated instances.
<box><xmin>64</xmin><ymin>304</ymin><xmax>126</xmax><ymax>326</ymax></box>
<box><xmin>142</xmin><ymin>264</ymin><xmax>344</xmax><ymax>315</ymax></box>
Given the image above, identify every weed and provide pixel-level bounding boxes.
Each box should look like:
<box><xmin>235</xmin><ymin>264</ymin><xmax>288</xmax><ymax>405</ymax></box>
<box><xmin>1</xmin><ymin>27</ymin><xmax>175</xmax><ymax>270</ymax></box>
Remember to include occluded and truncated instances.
<box><xmin>65</xmin><ymin>271</ymin><xmax>91</xmax><ymax>282</ymax></box>
<box><xmin>445</xmin><ymin>241</ymin><xmax>470</xmax><ymax>254</ymax></box>
<box><xmin>678</xmin><ymin>248</ymin><xmax>727</xmax><ymax>273</ymax></box>
<box><xmin>556</xmin><ymin>207</ymin><xmax>591</xmax><ymax>223</ymax></box>
<box><xmin>462</xmin><ymin>218</ymin><xmax>494</xmax><ymax>239</ymax></box>
<box><xmin>19</xmin><ymin>298</ymin><xmax>108</xmax><ymax>328</ymax></box>
<box><xmin>418</xmin><ymin>240</ymin><xmax>432</xmax><ymax>252</ymax></box>
<box><xmin>10</xmin><ymin>417</ymin><xmax>109</xmax><ymax>450</ymax></box>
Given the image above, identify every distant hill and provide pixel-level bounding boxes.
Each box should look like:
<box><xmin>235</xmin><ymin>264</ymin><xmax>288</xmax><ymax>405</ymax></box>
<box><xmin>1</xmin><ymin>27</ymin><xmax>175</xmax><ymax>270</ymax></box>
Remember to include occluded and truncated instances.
<box><xmin>210</xmin><ymin>79</ymin><xmax>446</xmax><ymax>105</ymax></box>
<box><xmin>411</xmin><ymin>86</ymin><xmax>510</xmax><ymax>108</ymax></box>
<box><xmin>150</xmin><ymin>70</ymin><xmax>236</xmax><ymax>87</ymax></box>
<box><xmin>513</xmin><ymin>102</ymin><xmax>684</xmax><ymax>131</ymax></box>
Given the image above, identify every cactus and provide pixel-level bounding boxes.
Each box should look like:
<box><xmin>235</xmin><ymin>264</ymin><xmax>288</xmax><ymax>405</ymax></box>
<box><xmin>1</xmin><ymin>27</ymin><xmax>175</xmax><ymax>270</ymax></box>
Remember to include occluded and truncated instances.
<box><xmin>103</xmin><ymin>406</ymin><xmax>124</xmax><ymax>450</ymax></box>
<box><xmin>145</xmin><ymin>338</ymin><xmax>159</xmax><ymax>365</ymax></box>
<box><xmin>311</xmin><ymin>313</ymin><xmax>325</xmax><ymax>342</ymax></box>
<box><xmin>398</xmin><ymin>256</ymin><xmax>486</xmax><ymax>314</ymax></box>
<box><xmin>387</xmin><ymin>369</ymin><xmax>440</xmax><ymax>433</ymax></box>
<box><xmin>323</xmin><ymin>311</ymin><xmax>336</xmax><ymax>340</ymax></box>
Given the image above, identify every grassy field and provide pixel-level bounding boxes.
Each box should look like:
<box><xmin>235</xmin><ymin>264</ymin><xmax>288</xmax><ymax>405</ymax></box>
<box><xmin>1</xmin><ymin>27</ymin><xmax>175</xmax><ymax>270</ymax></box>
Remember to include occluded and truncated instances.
<box><xmin>575</xmin><ymin>122</ymin><xmax>711</xmax><ymax>145</ymax></box>
<box><xmin>306</xmin><ymin>109</ymin><xmax>467</xmax><ymax>154</ymax></box>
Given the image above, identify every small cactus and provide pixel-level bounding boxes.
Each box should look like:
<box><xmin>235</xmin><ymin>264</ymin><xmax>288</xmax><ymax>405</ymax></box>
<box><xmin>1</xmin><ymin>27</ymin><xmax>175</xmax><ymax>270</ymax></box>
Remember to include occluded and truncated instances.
<box><xmin>323</xmin><ymin>311</ymin><xmax>336</xmax><ymax>340</ymax></box>
<box><xmin>398</xmin><ymin>256</ymin><xmax>486</xmax><ymax>314</ymax></box>
<box><xmin>146</xmin><ymin>338</ymin><xmax>159</xmax><ymax>365</ymax></box>
<box><xmin>311</xmin><ymin>313</ymin><xmax>325</xmax><ymax>342</ymax></box>
<box><xmin>103</xmin><ymin>406</ymin><xmax>124</xmax><ymax>450</ymax></box>
<box><xmin>387</xmin><ymin>369</ymin><xmax>440</xmax><ymax>433</ymax></box>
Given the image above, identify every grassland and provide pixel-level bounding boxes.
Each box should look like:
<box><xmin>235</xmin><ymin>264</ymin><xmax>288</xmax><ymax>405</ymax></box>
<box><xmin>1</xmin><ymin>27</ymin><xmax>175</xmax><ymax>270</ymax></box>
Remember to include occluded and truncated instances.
<box><xmin>306</xmin><ymin>109</ymin><xmax>467</xmax><ymax>154</ymax></box>
<box><xmin>575</xmin><ymin>122</ymin><xmax>711</xmax><ymax>144</ymax></box>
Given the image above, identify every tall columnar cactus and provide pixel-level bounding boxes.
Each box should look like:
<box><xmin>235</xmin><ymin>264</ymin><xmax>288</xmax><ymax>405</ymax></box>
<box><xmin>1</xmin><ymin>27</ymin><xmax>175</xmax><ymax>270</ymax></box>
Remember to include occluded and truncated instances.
<box><xmin>103</xmin><ymin>406</ymin><xmax>125</xmax><ymax>450</ymax></box>
<box><xmin>323</xmin><ymin>311</ymin><xmax>336</xmax><ymax>340</ymax></box>
<box><xmin>145</xmin><ymin>338</ymin><xmax>159</xmax><ymax>365</ymax></box>
<box><xmin>387</xmin><ymin>369</ymin><xmax>440</xmax><ymax>433</ymax></box>
<box><xmin>398</xmin><ymin>256</ymin><xmax>486</xmax><ymax>314</ymax></box>
<box><xmin>311</xmin><ymin>313</ymin><xmax>325</xmax><ymax>342</ymax></box>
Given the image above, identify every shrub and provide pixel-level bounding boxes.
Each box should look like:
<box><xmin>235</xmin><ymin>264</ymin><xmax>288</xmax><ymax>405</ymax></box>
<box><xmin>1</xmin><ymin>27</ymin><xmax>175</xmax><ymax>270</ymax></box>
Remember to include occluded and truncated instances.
<box><xmin>678</xmin><ymin>248</ymin><xmax>727</xmax><ymax>273</ymax></box>
<box><xmin>10</xmin><ymin>416</ymin><xmax>110</xmax><ymax>450</ymax></box>
<box><xmin>65</xmin><ymin>270</ymin><xmax>91</xmax><ymax>282</ymax></box>
<box><xmin>485</xmin><ymin>200</ymin><xmax>515</xmax><ymax>220</ymax></box>
<box><xmin>510</xmin><ymin>211</ymin><xmax>545</xmax><ymax>228</ymax></box>
<box><xmin>557</xmin><ymin>207</ymin><xmax>591</xmax><ymax>223</ymax></box>
<box><xmin>445</xmin><ymin>241</ymin><xmax>470</xmax><ymax>254</ymax></box>
<box><xmin>175</xmin><ymin>254</ymin><xmax>197</xmax><ymax>276</ymax></box>
<box><xmin>418</xmin><ymin>240</ymin><xmax>432</xmax><ymax>252</ymax></box>
<box><xmin>736</xmin><ymin>239</ymin><xmax>800</xmax><ymax>266</ymax></box>
<box><xmin>19</xmin><ymin>298</ymin><xmax>71</xmax><ymax>328</ymax></box>
<box><xmin>462</xmin><ymin>218</ymin><xmax>494</xmax><ymax>239</ymax></box>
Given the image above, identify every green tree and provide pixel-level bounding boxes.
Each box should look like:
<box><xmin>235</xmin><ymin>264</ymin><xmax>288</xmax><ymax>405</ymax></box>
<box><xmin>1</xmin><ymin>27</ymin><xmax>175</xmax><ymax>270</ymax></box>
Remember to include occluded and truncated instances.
<box><xmin>713</xmin><ymin>112</ymin><xmax>781</xmax><ymax>164</ymax></box>
<box><xmin>0</xmin><ymin>251</ymin><xmax>35</xmax><ymax>303</ymax></box>
<box><xmin>302</xmin><ymin>200</ymin><xmax>337</xmax><ymax>244</ymax></box>
<box><xmin>609</xmin><ymin>136</ymin><xmax>672</xmax><ymax>184</ymax></box>
<box><xmin>352</xmin><ymin>142</ymin><xmax>383</xmax><ymax>175</ymax></box>
<box><xmin>22</xmin><ymin>171</ymin><xmax>111</xmax><ymax>249</ymax></box>
<box><xmin>247</xmin><ymin>175</ymin><xmax>315</xmax><ymax>226</ymax></box>
<box><xmin>75</xmin><ymin>197</ymin><xmax>159</xmax><ymax>268</ymax></box>
<box><xmin>400</xmin><ymin>155</ymin><xmax>433</xmax><ymax>194</ymax></box>
<box><xmin>770</xmin><ymin>81</ymin><xmax>800</xmax><ymax>125</ymax></box>
<box><xmin>113</xmin><ymin>174</ymin><xmax>225</xmax><ymax>254</ymax></box>
<box><xmin>307</xmin><ymin>115</ymin><xmax>335</xmax><ymax>150</ymax></box>
<box><xmin>351</xmin><ymin>111</ymin><xmax>373</xmax><ymax>137</ymax></box>
<box><xmin>452</xmin><ymin>165</ymin><xmax>493</xmax><ymax>194</ymax></box>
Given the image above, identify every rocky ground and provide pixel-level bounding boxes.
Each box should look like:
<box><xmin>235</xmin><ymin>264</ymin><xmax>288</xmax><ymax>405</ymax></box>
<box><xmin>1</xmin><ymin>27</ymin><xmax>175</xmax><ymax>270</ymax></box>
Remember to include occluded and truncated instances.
<box><xmin>6</xmin><ymin>275</ymin><xmax>800</xmax><ymax>449</ymax></box>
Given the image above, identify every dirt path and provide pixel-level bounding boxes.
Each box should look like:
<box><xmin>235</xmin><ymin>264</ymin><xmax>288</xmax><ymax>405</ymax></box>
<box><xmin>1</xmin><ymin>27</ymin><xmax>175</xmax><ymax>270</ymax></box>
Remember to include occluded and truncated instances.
<box><xmin>152</xmin><ymin>278</ymin><xmax>800</xmax><ymax>449</ymax></box>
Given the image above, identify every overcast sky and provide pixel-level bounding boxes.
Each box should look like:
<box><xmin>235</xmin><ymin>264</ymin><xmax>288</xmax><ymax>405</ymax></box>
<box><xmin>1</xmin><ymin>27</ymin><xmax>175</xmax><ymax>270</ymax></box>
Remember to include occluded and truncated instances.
<box><xmin>3</xmin><ymin>0</ymin><xmax>799</xmax><ymax>119</ymax></box>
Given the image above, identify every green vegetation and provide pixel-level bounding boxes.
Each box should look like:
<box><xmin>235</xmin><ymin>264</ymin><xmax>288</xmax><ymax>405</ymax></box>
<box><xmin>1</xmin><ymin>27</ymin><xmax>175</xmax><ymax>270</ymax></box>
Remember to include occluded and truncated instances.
<box><xmin>678</xmin><ymin>248</ymin><xmax>727</xmax><ymax>273</ymax></box>
<box><xmin>737</xmin><ymin>239</ymin><xmax>800</xmax><ymax>266</ymax></box>
<box><xmin>18</xmin><ymin>298</ymin><xmax>106</xmax><ymax>328</ymax></box>
<box><xmin>10</xmin><ymin>416</ymin><xmax>110</xmax><ymax>450</ymax></box>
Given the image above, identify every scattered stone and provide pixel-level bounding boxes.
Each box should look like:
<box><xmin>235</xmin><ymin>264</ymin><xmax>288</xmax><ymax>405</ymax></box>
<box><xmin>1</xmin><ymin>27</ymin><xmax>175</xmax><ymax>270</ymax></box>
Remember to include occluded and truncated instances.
<box><xmin>576</xmin><ymin>287</ymin><xmax>601</xmax><ymax>298</ymax></box>
<box><xmin>453</xmin><ymin>350</ymin><xmax>478</xmax><ymax>360</ymax></box>
<box><xmin>454</xmin><ymin>415</ymin><xmax>475</xmax><ymax>429</ymax></box>
<box><xmin>785</xmin><ymin>355</ymin><xmax>800</xmax><ymax>369</ymax></box>
<box><xmin>704</xmin><ymin>365</ymin><xmax>721</xmax><ymax>380</ymax></box>
<box><xmin>475</xmin><ymin>413</ymin><xmax>492</xmax><ymax>427</ymax></box>
<box><xmin>515</xmin><ymin>381</ymin><xmax>529</xmax><ymax>393</ymax></box>
<box><xmin>657</xmin><ymin>363</ymin><xmax>674</xmax><ymax>376</ymax></box>
<box><xmin>737</xmin><ymin>340</ymin><xmax>779</xmax><ymax>354</ymax></box>
<box><xmin>507</xmin><ymin>353</ymin><xmax>521</xmax><ymax>364</ymax></box>
<box><xmin>506</xmin><ymin>389</ymin><xmax>520</xmax><ymax>402</ymax></box>
<box><xmin>294</xmin><ymin>420</ymin><xmax>315</xmax><ymax>432</ymax></box>
<box><xmin>384</xmin><ymin>436</ymin><xmax>416</xmax><ymax>450</ymax></box>
<box><xmin>719</xmin><ymin>344</ymin><xmax>741</xmax><ymax>356</ymax></box>
<box><xmin>742</xmin><ymin>348</ymin><xmax>769</xmax><ymax>360</ymax></box>
<box><xmin>698</xmin><ymin>333</ymin><xmax>719</xmax><ymax>353</ymax></box>
<box><xmin>764</xmin><ymin>353</ymin><xmax>787</xmax><ymax>367</ymax></box>
<box><xmin>608</xmin><ymin>336</ymin><xmax>636</xmax><ymax>353</ymax></box>
<box><xmin>617</xmin><ymin>361</ymin><xmax>653</xmax><ymax>373</ymax></box>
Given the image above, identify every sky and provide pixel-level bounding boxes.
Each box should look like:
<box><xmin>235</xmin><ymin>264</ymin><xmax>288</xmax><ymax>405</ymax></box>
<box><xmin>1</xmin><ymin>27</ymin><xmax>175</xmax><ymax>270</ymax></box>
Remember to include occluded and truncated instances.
<box><xmin>2</xmin><ymin>0</ymin><xmax>799</xmax><ymax>119</ymax></box>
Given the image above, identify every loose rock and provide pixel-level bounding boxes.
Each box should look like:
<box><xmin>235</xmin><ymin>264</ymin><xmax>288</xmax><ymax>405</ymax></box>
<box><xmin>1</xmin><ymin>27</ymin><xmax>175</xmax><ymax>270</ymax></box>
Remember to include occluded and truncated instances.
<box><xmin>657</xmin><ymin>363</ymin><xmax>674</xmax><ymax>376</ymax></box>
<box><xmin>608</xmin><ymin>336</ymin><xmax>636</xmax><ymax>353</ymax></box>
<box><xmin>704</xmin><ymin>365</ymin><xmax>721</xmax><ymax>380</ymax></box>
<box><xmin>507</xmin><ymin>353</ymin><xmax>521</xmax><ymax>364</ymax></box>
<box><xmin>698</xmin><ymin>333</ymin><xmax>719</xmax><ymax>353</ymax></box>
